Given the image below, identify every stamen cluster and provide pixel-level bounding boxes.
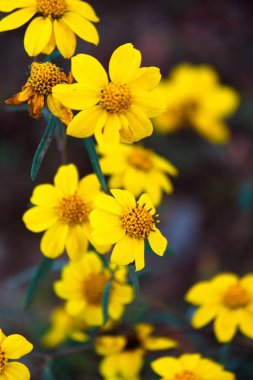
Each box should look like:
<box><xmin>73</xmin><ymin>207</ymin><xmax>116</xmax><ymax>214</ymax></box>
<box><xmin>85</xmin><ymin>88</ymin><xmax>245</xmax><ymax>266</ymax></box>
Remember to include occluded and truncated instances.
<box><xmin>121</xmin><ymin>205</ymin><xmax>155</xmax><ymax>239</ymax></box>
<box><xmin>57</xmin><ymin>195</ymin><xmax>90</xmax><ymax>226</ymax></box>
<box><xmin>127</xmin><ymin>147</ymin><xmax>154</xmax><ymax>171</ymax></box>
<box><xmin>36</xmin><ymin>0</ymin><xmax>68</xmax><ymax>19</ymax></box>
<box><xmin>83</xmin><ymin>273</ymin><xmax>108</xmax><ymax>305</ymax></box>
<box><xmin>223</xmin><ymin>283</ymin><xmax>250</xmax><ymax>309</ymax></box>
<box><xmin>29</xmin><ymin>62</ymin><xmax>63</xmax><ymax>95</ymax></box>
<box><xmin>100</xmin><ymin>83</ymin><xmax>132</xmax><ymax>114</ymax></box>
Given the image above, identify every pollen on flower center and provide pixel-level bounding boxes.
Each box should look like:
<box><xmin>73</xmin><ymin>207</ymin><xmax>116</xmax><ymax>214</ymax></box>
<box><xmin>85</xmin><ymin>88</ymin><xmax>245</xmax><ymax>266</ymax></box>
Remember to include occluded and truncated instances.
<box><xmin>0</xmin><ymin>350</ymin><xmax>7</xmax><ymax>374</ymax></box>
<box><xmin>174</xmin><ymin>371</ymin><xmax>199</xmax><ymax>380</ymax></box>
<box><xmin>121</xmin><ymin>206</ymin><xmax>155</xmax><ymax>239</ymax></box>
<box><xmin>127</xmin><ymin>147</ymin><xmax>153</xmax><ymax>171</ymax></box>
<box><xmin>223</xmin><ymin>283</ymin><xmax>250</xmax><ymax>309</ymax></box>
<box><xmin>29</xmin><ymin>62</ymin><xmax>63</xmax><ymax>95</ymax></box>
<box><xmin>100</xmin><ymin>83</ymin><xmax>132</xmax><ymax>114</ymax></box>
<box><xmin>83</xmin><ymin>273</ymin><xmax>108</xmax><ymax>305</ymax></box>
<box><xmin>57</xmin><ymin>195</ymin><xmax>90</xmax><ymax>226</ymax></box>
<box><xmin>36</xmin><ymin>0</ymin><xmax>68</xmax><ymax>19</ymax></box>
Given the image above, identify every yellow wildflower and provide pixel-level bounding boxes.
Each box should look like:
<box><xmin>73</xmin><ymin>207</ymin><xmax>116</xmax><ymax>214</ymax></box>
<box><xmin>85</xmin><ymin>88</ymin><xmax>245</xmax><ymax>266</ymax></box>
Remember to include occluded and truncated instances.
<box><xmin>99</xmin><ymin>144</ymin><xmax>178</xmax><ymax>206</ymax></box>
<box><xmin>151</xmin><ymin>353</ymin><xmax>235</xmax><ymax>380</ymax></box>
<box><xmin>42</xmin><ymin>306</ymin><xmax>89</xmax><ymax>348</ymax></box>
<box><xmin>96</xmin><ymin>323</ymin><xmax>177</xmax><ymax>380</ymax></box>
<box><xmin>185</xmin><ymin>273</ymin><xmax>253</xmax><ymax>343</ymax></box>
<box><xmin>0</xmin><ymin>0</ymin><xmax>99</xmax><ymax>58</ymax></box>
<box><xmin>154</xmin><ymin>64</ymin><xmax>240</xmax><ymax>144</ymax></box>
<box><xmin>90</xmin><ymin>189</ymin><xmax>167</xmax><ymax>271</ymax></box>
<box><xmin>0</xmin><ymin>329</ymin><xmax>33</xmax><ymax>380</ymax></box>
<box><xmin>5</xmin><ymin>61</ymin><xmax>72</xmax><ymax>124</ymax></box>
<box><xmin>54</xmin><ymin>252</ymin><xmax>134</xmax><ymax>326</ymax></box>
<box><xmin>23</xmin><ymin>164</ymin><xmax>108</xmax><ymax>261</ymax></box>
<box><xmin>52</xmin><ymin>43</ymin><xmax>165</xmax><ymax>152</ymax></box>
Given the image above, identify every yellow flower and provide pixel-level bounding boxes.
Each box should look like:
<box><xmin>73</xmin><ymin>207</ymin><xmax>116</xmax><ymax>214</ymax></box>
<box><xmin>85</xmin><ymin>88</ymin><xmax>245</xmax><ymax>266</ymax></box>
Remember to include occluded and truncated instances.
<box><xmin>151</xmin><ymin>353</ymin><xmax>235</xmax><ymax>380</ymax></box>
<box><xmin>0</xmin><ymin>329</ymin><xmax>33</xmax><ymax>380</ymax></box>
<box><xmin>96</xmin><ymin>323</ymin><xmax>177</xmax><ymax>380</ymax></box>
<box><xmin>54</xmin><ymin>251</ymin><xmax>134</xmax><ymax>326</ymax></box>
<box><xmin>5</xmin><ymin>61</ymin><xmax>72</xmax><ymax>124</ymax></box>
<box><xmin>185</xmin><ymin>273</ymin><xmax>253</xmax><ymax>343</ymax></box>
<box><xmin>154</xmin><ymin>64</ymin><xmax>240</xmax><ymax>144</ymax></box>
<box><xmin>99</xmin><ymin>144</ymin><xmax>178</xmax><ymax>206</ymax></box>
<box><xmin>52</xmin><ymin>43</ymin><xmax>165</xmax><ymax>152</ymax></box>
<box><xmin>23</xmin><ymin>164</ymin><xmax>108</xmax><ymax>261</ymax></box>
<box><xmin>42</xmin><ymin>306</ymin><xmax>89</xmax><ymax>348</ymax></box>
<box><xmin>0</xmin><ymin>0</ymin><xmax>99</xmax><ymax>58</ymax></box>
<box><xmin>90</xmin><ymin>189</ymin><xmax>167</xmax><ymax>271</ymax></box>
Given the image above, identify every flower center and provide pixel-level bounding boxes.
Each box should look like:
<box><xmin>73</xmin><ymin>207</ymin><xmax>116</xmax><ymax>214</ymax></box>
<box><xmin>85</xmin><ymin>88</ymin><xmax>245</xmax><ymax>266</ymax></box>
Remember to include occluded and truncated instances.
<box><xmin>100</xmin><ymin>83</ymin><xmax>131</xmax><ymax>114</ymax></box>
<box><xmin>127</xmin><ymin>147</ymin><xmax>153</xmax><ymax>171</ymax></box>
<box><xmin>174</xmin><ymin>371</ymin><xmax>199</xmax><ymax>380</ymax></box>
<box><xmin>223</xmin><ymin>283</ymin><xmax>250</xmax><ymax>309</ymax></box>
<box><xmin>36</xmin><ymin>0</ymin><xmax>68</xmax><ymax>19</ymax></box>
<box><xmin>0</xmin><ymin>350</ymin><xmax>7</xmax><ymax>374</ymax></box>
<box><xmin>29</xmin><ymin>62</ymin><xmax>63</xmax><ymax>96</ymax></box>
<box><xmin>124</xmin><ymin>334</ymin><xmax>141</xmax><ymax>351</ymax></box>
<box><xmin>83</xmin><ymin>273</ymin><xmax>108</xmax><ymax>305</ymax></box>
<box><xmin>121</xmin><ymin>205</ymin><xmax>155</xmax><ymax>239</ymax></box>
<box><xmin>57</xmin><ymin>195</ymin><xmax>90</xmax><ymax>226</ymax></box>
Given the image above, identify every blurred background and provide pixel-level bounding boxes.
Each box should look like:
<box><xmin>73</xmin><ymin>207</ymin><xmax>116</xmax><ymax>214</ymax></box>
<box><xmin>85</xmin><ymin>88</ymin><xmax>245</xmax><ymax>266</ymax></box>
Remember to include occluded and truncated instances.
<box><xmin>0</xmin><ymin>0</ymin><xmax>253</xmax><ymax>379</ymax></box>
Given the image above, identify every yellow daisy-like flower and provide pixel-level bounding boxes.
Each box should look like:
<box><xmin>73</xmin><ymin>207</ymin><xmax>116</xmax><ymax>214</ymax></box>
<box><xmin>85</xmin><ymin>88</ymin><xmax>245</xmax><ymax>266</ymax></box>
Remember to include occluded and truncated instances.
<box><xmin>42</xmin><ymin>306</ymin><xmax>89</xmax><ymax>348</ymax></box>
<box><xmin>96</xmin><ymin>323</ymin><xmax>177</xmax><ymax>380</ymax></box>
<box><xmin>5</xmin><ymin>61</ymin><xmax>73</xmax><ymax>124</ymax></box>
<box><xmin>154</xmin><ymin>64</ymin><xmax>240</xmax><ymax>144</ymax></box>
<box><xmin>0</xmin><ymin>329</ymin><xmax>33</xmax><ymax>380</ymax></box>
<box><xmin>151</xmin><ymin>353</ymin><xmax>235</xmax><ymax>380</ymax></box>
<box><xmin>23</xmin><ymin>164</ymin><xmax>108</xmax><ymax>261</ymax></box>
<box><xmin>0</xmin><ymin>0</ymin><xmax>99</xmax><ymax>58</ymax></box>
<box><xmin>52</xmin><ymin>43</ymin><xmax>165</xmax><ymax>152</ymax></box>
<box><xmin>99</xmin><ymin>144</ymin><xmax>178</xmax><ymax>206</ymax></box>
<box><xmin>54</xmin><ymin>251</ymin><xmax>134</xmax><ymax>326</ymax></box>
<box><xmin>185</xmin><ymin>273</ymin><xmax>253</xmax><ymax>343</ymax></box>
<box><xmin>90</xmin><ymin>189</ymin><xmax>167</xmax><ymax>271</ymax></box>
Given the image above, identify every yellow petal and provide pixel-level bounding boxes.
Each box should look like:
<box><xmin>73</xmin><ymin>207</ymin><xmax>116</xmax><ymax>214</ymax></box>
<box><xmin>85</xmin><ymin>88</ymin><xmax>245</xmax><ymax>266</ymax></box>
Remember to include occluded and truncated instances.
<box><xmin>129</xmin><ymin>67</ymin><xmax>161</xmax><ymax>90</ymax></box>
<box><xmin>214</xmin><ymin>309</ymin><xmax>239</xmax><ymax>342</ymax></box>
<box><xmin>110</xmin><ymin>283</ymin><xmax>134</xmax><ymax>304</ymax></box>
<box><xmin>193</xmin><ymin>114</ymin><xmax>231</xmax><ymax>144</ymax></box>
<box><xmin>41</xmin><ymin>28</ymin><xmax>55</xmax><ymax>55</ymax></box>
<box><xmin>0</xmin><ymin>7</ymin><xmax>35</xmax><ymax>31</ymax></box>
<box><xmin>40</xmin><ymin>222</ymin><xmax>69</xmax><ymax>258</ymax></box>
<box><xmin>67</xmin><ymin>106</ymin><xmax>107</xmax><ymax>138</ymax></box>
<box><xmin>92</xmin><ymin>218</ymin><xmax>125</xmax><ymax>245</ymax></box>
<box><xmin>144</xmin><ymin>337</ymin><xmax>177</xmax><ymax>351</ymax></box>
<box><xmin>122</xmin><ymin>169</ymin><xmax>145</xmax><ymax>196</ymax></box>
<box><xmin>0</xmin><ymin>329</ymin><xmax>6</xmax><ymax>344</ymax></box>
<box><xmin>138</xmin><ymin>193</ymin><xmax>155</xmax><ymax>214</ymax></box>
<box><xmin>30</xmin><ymin>184</ymin><xmax>61</xmax><ymax>207</ymax></box>
<box><xmin>95</xmin><ymin>114</ymin><xmax>121</xmax><ymax>152</ymax></box>
<box><xmin>71</xmin><ymin>53</ymin><xmax>108</xmax><ymax>86</ymax></box>
<box><xmin>54</xmin><ymin>164</ymin><xmax>79</xmax><ymax>195</ymax></box>
<box><xmin>151</xmin><ymin>357</ymin><xmax>182</xmax><ymax>378</ymax></box>
<box><xmin>239</xmin><ymin>309</ymin><xmax>253</xmax><ymax>339</ymax></box>
<box><xmin>180</xmin><ymin>353</ymin><xmax>201</xmax><ymax>371</ymax></box>
<box><xmin>82</xmin><ymin>305</ymin><xmax>103</xmax><ymax>325</ymax></box>
<box><xmin>111</xmin><ymin>235</ymin><xmax>136</xmax><ymax>266</ymax></box>
<box><xmin>133</xmin><ymin>238</ymin><xmax>145</xmax><ymax>271</ymax></box>
<box><xmin>67</xmin><ymin>0</ymin><xmax>99</xmax><ymax>22</ymax></box>
<box><xmin>54</xmin><ymin>19</ymin><xmax>76</xmax><ymax>59</ymax></box>
<box><xmin>185</xmin><ymin>282</ymin><xmax>217</xmax><ymax>305</ymax></box>
<box><xmin>65</xmin><ymin>300</ymin><xmax>86</xmax><ymax>316</ymax></box>
<box><xmin>54</xmin><ymin>281</ymin><xmax>82</xmax><ymax>300</ymax></box>
<box><xmin>22</xmin><ymin>207</ymin><xmax>58</xmax><ymax>232</ymax></box>
<box><xmin>148</xmin><ymin>228</ymin><xmax>167</xmax><ymax>256</ymax></box>
<box><xmin>47</xmin><ymin>94</ymin><xmax>73</xmax><ymax>125</ymax></box>
<box><xmin>24</xmin><ymin>16</ymin><xmax>52</xmax><ymax>56</ymax></box>
<box><xmin>53</xmin><ymin>83</ymin><xmax>99</xmax><ymax>110</ymax></box>
<box><xmin>2</xmin><ymin>334</ymin><xmax>33</xmax><ymax>359</ymax></box>
<box><xmin>153</xmin><ymin>155</ymin><xmax>178</xmax><ymax>175</ymax></box>
<box><xmin>77</xmin><ymin>174</ymin><xmax>100</xmax><ymax>202</ymax></box>
<box><xmin>90</xmin><ymin>209</ymin><xmax>121</xmax><ymax>227</ymax></box>
<box><xmin>202</xmin><ymin>86</ymin><xmax>240</xmax><ymax>117</ymax></box>
<box><xmin>2</xmin><ymin>362</ymin><xmax>30</xmax><ymax>380</ymax></box>
<box><xmin>124</xmin><ymin>106</ymin><xmax>153</xmax><ymax>142</ymax></box>
<box><xmin>132</xmin><ymin>90</ymin><xmax>166</xmax><ymax>118</ymax></box>
<box><xmin>82</xmin><ymin>223</ymin><xmax>110</xmax><ymax>254</ymax></box>
<box><xmin>109</xmin><ymin>43</ymin><xmax>141</xmax><ymax>83</ymax></box>
<box><xmin>93</xmin><ymin>193</ymin><xmax>123</xmax><ymax>215</ymax></box>
<box><xmin>65</xmin><ymin>225</ymin><xmax>88</xmax><ymax>261</ymax></box>
<box><xmin>62</xmin><ymin>12</ymin><xmax>99</xmax><ymax>45</ymax></box>
<box><xmin>0</xmin><ymin>0</ymin><xmax>35</xmax><ymax>12</ymax></box>
<box><xmin>110</xmin><ymin>189</ymin><xmax>136</xmax><ymax>208</ymax></box>
<box><xmin>192</xmin><ymin>304</ymin><xmax>221</xmax><ymax>328</ymax></box>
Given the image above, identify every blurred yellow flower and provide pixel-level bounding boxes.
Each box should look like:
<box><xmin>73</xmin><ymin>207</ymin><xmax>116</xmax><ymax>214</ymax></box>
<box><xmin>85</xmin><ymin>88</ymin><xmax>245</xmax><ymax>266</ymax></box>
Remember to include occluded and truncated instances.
<box><xmin>5</xmin><ymin>61</ymin><xmax>72</xmax><ymax>124</ymax></box>
<box><xmin>0</xmin><ymin>0</ymin><xmax>99</xmax><ymax>58</ymax></box>
<box><xmin>42</xmin><ymin>306</ymin><xmax>89</xmax><ymax>348</ymax></box>
<box><xmin>99</xmin><ymin>144</ymin><xmax>178</xmax><ymax>206</ymax></box>
<box><xmin>52</xmin><ymin>43</ymin><xmax>165</xmax><ymax>152</ymax></box>
<box><xmin>23</xmin><ymin>164</ymin><xmax>108</xmax><ymax>261</ymax></box>
<box><xmin>185</xmin><ymin>273</ymin><xmax>253</xmax><ymax>343</ymax></box>
<box><xmin>0</xmin><ymin>329</ymin><xmax>33</xmax><ymax>380</ymax></box>
<box><xmin>151</xmin><ymin>353</ymin><xmax>235</xmax><ymax>380</ymax></box>
<box><xmin>96</xmin><ymin>323</ymin><xmax>177</xmax><ymax>380</ymax></box>
<box><xmin>54</xmin><ymin>252</ymin><xmax>134</xmax><ymax>326</ymax></box>
<box><xmin>90</xmin><ymin>189</ymin><xmax>167</xmax><ymax>271</ymax></box>
<box><xmin>154</xmin><ymin>64</ymin><xmax>240</xmax><ymax>144</ymax></box>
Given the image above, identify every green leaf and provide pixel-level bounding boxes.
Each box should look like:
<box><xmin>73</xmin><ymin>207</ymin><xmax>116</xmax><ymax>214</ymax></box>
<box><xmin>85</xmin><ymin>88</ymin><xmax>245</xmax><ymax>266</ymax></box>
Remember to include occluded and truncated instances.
<box><xmin>102</xmin><ymin>280</ymin><xmax>112</xmax><ymax>324</ymax></box>
<box><xmin>44</xmin><ymin>50</ymin><xmax>62</xmax><ymax>62</ymax></box>
<box><xmin>128</xmin><ymin>265</ymin><xmax>139</xmax><ymax>297</ymax></box>
<box><xmin>42</xmin><ymin>365</ymin><xmax>56</xmax><ymax>380</ymax></box>
<box><xmin>83</xmin><ymin>137</ymin><xmax>108</xmax><ymax>192</ymax></box>
<box><xmin>31</xmin><ymin>114</ymin><xmax>60</xmax><ymax>181</ymax></box>
<box><xmin>23</xmin><ymin>257</ymin><xmax>53</xmax><ymax>309</ymax></box>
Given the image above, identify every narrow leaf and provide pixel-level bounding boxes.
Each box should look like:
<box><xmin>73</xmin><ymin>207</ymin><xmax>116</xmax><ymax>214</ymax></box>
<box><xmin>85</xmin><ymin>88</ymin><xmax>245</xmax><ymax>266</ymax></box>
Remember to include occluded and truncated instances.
<box><xmin>102</xmin><ymin>280</ymin><xmax>112</xmax><ymax>324</ymax></box>
<box><xmin>44</xmin><ymin>49</ymin><xmax>62</xmax><ymax>62</ymax></box>
<box><xmin>128</xmin><ymin>265</ymin><xmax>139</xmax><ymax>297</ymax></box>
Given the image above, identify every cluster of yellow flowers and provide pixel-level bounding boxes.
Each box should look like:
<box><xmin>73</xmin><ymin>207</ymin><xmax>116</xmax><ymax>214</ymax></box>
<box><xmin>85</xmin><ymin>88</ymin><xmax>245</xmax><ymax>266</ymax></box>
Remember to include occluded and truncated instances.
<box><xmin>0</xmin><ymin>0</ymin><xmax>246</xmax><ymax>379</ymax></box>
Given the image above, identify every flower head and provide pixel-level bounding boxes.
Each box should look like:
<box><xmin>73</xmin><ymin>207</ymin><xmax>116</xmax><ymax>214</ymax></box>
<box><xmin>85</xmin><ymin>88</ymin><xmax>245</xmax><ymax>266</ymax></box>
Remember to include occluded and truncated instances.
<box><xmin>90</xmin><ymin>189</ymin><xmax>167</xmax><ymax>271</ymax></box>
<box><xmin>54</xmin><ymin>252</ymin><xmax>134</xmax><ymax>326</ymax></box>
<box><xmin>154</xmin><ymin>64</ymin><xmax>240</xmax><ymax>144</ymax></box>
<box><xmin>0</xmin><ymin>0</ymin><xmax>99</xmax><ymax>58</ymax></box>
<box><xmin>0</xmin><ymin>329</ymin><xmax>33</xmax><ymax>380</ymax></box>
<box><xmin>96</xmin><ymin>323</ymin><xmax>177</xmax><ymax>380</ymax></box>
<box><xmin>23</xmin><ymin>164</ymin><xmax>108</xmax><ymax>261</ymax></box>
<box><xmin>99</xmin><ymin>144</ymin><xmax>178</xmax><ymax>206</ymax></box>
<box><xmin>151</xmin><ymin>353</ymin><xmax>235</xmax><ymax>380</ymax></box>
<box><xmin>52</xmin><ymin>43</ymin><xmax>165</xmax><ymax>151</ymax></box>
<box><xmin>185</xmin><ymin>273</ymin><xmax>253</xmax><ymax>342</ymax></box>
<box><xmin>5</xmin><ymin>61</ymin><xmax>72</xmax><ymax>124</ymax></box>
